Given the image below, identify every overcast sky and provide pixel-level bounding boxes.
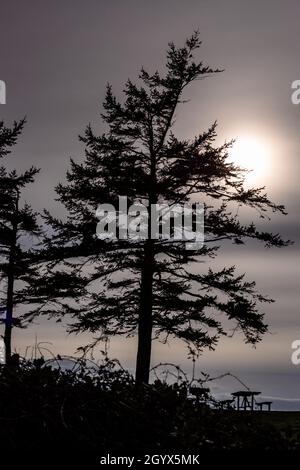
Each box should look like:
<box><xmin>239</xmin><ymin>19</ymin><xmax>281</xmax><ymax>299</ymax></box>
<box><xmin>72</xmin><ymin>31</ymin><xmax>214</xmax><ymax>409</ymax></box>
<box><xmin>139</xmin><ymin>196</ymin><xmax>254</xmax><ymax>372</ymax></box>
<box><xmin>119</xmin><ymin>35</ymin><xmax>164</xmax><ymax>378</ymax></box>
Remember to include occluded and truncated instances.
<box><xmin>1</xmin><ymin>0</ymin><xmax>300</xmax><ymax>409</ymax></box>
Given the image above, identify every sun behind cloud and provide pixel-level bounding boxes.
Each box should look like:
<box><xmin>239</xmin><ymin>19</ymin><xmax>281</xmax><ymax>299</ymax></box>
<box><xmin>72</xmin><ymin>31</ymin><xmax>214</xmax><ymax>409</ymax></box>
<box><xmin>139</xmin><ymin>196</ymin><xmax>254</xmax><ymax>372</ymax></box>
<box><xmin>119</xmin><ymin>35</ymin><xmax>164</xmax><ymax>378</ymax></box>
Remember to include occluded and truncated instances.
<box><xmin>229</xmin><ymin>136</ymin><xmax>271</xmax><ymax>186</ymax></box>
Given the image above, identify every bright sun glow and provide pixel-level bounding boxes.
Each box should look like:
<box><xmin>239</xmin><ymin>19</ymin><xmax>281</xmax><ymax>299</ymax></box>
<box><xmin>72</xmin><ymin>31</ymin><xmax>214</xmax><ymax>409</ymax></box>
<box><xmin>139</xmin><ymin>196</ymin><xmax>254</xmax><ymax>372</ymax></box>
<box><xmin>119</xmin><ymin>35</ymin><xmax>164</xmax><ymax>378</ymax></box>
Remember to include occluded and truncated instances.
<box><xmin>228</xmin><ymin>136</ymin><xmax>271</xmax><ymax>185</ymax></box>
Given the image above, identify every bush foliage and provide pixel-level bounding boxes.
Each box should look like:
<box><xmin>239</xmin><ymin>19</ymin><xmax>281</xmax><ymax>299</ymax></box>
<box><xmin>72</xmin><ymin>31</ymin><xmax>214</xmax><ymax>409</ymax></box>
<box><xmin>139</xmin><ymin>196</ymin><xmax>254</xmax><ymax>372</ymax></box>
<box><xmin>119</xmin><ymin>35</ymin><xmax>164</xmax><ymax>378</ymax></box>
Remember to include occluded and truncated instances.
<box><xmin>0</xmin><ymin>359</ymin><xmax>293</xmax><ymax>462</ymax></box>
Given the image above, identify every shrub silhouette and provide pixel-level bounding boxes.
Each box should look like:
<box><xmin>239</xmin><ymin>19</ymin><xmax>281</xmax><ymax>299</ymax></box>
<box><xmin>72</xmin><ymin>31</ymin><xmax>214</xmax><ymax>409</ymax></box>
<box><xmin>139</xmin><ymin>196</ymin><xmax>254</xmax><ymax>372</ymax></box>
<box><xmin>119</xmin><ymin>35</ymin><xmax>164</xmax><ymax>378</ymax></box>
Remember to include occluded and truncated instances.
<box><xmin>0</xmin><ymin>359</ymin><xmax>294</xmax><ymax>462</ymax></box>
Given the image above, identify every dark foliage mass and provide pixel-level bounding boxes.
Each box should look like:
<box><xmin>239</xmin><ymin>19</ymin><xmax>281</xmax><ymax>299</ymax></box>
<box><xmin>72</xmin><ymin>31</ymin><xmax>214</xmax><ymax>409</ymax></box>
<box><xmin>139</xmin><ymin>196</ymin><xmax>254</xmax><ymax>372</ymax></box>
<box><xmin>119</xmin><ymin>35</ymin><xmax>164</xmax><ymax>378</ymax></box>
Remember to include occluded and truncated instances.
<box><xmin>0</xmin><ymin>360</ymin><xmax>295</xmax><ymax>463</ymax></box>
<box><xmin>24</xmin><ymin>32</ymin><xmax>289</xmax><ymax>384</ymax></box>
<box><xmin>0</xmin><ymin>119</ymin><xmax>41</xmax><ymax>364</ymax></box>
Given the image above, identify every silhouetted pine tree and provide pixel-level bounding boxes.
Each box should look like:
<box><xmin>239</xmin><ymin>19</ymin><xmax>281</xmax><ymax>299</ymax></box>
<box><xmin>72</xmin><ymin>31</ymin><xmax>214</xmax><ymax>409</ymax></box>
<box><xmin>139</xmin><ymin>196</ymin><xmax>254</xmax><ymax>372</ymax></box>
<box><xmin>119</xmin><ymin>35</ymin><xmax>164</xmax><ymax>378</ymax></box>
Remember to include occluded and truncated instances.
<box><xmin>29</xmin><ymin>33</ymin><xmax>288</xmax><ymax>383</ymax></box>
<box><xmin>0</xmin><ymin>119</ymin><xmax>41</xmax><ymax>364</ymax></box>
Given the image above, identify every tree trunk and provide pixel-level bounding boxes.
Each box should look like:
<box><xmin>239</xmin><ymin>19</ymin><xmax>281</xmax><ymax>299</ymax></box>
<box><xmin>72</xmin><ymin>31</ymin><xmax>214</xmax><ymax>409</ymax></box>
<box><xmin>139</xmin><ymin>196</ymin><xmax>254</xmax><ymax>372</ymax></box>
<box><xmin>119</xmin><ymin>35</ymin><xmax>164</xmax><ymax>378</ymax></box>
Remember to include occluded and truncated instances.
<box><xmin>4</xmin><ymin>194</ymin><xmax>18</xmax><ymax>365</ymax></box>
<box><xmin>135</xmin><ymin>126</ymin><xmax>156</xmax><ymax>385</ymax></box>
<box><xmin>135</xmin><ymin>239</ymin><xmax>154</xmax><ymax>384</ymax></box>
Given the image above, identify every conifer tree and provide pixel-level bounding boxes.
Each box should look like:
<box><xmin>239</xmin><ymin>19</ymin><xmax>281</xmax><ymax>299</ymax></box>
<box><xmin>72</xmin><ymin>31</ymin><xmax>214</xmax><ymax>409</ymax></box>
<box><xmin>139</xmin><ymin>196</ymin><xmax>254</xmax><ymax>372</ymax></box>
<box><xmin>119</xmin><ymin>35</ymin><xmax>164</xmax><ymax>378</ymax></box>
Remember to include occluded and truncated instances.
<box><xmin>30</xmin><ymin>33</ymin><xmax>288</xmax><ymax>383</ymax></box>
<box><xmin>0</xmin><ymin>119</ymin><xmax>41</xmax><ymax>363</ymax></box>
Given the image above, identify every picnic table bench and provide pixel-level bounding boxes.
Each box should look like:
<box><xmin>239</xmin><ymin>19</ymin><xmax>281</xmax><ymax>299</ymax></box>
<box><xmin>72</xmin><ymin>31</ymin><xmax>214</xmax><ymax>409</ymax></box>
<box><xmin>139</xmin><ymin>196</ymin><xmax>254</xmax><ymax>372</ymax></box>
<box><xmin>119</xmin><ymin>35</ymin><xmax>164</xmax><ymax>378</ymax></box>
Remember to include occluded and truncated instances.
<box><xmin>231</xmin><ymin>390</ymin><xmax>261</xmax><ymax>411</ymax></box>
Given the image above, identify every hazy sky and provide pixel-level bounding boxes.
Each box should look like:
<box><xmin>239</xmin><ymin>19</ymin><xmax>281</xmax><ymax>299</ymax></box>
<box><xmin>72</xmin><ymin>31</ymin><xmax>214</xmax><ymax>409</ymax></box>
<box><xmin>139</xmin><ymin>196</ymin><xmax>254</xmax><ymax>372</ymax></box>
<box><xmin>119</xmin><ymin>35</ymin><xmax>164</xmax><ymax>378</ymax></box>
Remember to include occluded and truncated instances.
<box><xmin>1</xmin><ymin>0</ymin><xmax>300</xmax><ymax>409</ymax></box>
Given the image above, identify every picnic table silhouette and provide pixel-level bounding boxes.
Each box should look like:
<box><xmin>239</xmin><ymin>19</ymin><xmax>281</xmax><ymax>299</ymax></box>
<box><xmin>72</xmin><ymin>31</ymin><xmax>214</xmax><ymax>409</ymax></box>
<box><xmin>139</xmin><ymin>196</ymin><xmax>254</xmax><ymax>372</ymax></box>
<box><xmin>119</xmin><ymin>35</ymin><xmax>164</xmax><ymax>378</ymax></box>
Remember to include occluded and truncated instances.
<box><xmin>231</xmin><ymin>390</ymin><xmax>261</xmax><ymax>411</ymax></box>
